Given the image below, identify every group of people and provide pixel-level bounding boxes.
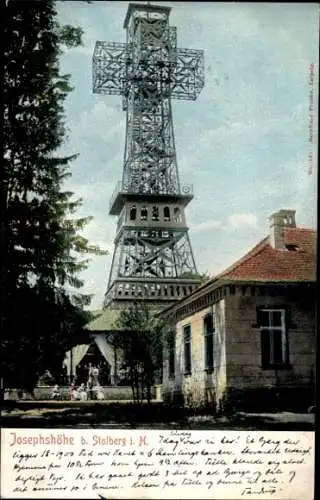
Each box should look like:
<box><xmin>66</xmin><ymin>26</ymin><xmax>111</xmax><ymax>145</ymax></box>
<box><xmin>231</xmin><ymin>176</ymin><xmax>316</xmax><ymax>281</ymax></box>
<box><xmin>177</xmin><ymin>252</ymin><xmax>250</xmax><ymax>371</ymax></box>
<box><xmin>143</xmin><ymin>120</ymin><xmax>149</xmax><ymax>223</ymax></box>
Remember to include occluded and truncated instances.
<box><xmin>49</xmin><ymin>364</ymin><xmax>105</xmax><ymax>401</ymax></box>
<box><xmin>69</xmin><ymin>381</ymin><xmax>104</xmax><ymax>401</ymax></box>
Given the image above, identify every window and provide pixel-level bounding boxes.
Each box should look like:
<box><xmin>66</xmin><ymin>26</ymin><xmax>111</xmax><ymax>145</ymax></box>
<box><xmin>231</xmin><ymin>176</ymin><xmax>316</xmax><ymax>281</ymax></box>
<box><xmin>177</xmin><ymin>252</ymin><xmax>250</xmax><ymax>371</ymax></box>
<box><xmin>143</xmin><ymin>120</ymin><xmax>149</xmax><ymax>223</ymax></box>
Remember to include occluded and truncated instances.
<box><xmin>286</xmin><ymin>244</ymin><xmax>298</xmax><ymax>251</ymax></box>
<box><xmin>174</xmin><ymin>207</ymin><xmax>181</xmax><ymax>222</ymax></box>
<box><xmin>258</xmin><ymin>309</ymin><xmax>288</xmax><ymax>368</ymax></box>
<box><xmin>183</xmin><ymin>325</ymin><xmax>192</xmax><ymax>374</ymax></box>
<box><xmin>140</xmin><ymin>206</ymin><xmax>148</xmax><ymax>221</ymax></box>
<box><xmin>129</xmin><ymin>205</ymin><xmax>136</xmax><ymax>220</ymax></box>
<box><xmin>168</xmin><ymin>332</ymin><xmax>175</xmax><ymax>378</ymax></box>
<box><xmin>204</xmin><ymin>314</ymin><xmax>214</xmax><ymax>371</ymax></box>
<box><xmin>152</xmin><ymin>206</ymin><xmax>159</xmax><ymax>221</ymax></box>
<box><xmin>163</xmin><ymin>206</ymin><xmax>170</xmax><ymax>221</ymax></box>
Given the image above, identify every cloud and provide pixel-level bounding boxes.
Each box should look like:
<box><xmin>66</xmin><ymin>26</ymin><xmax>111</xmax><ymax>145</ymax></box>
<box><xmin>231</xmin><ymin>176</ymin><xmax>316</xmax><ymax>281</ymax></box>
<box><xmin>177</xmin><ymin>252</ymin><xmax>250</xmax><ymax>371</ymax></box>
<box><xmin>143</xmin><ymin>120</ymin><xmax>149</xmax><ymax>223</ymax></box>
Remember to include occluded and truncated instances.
<box><xmin>66</xmin><ymin>180</ymin><xmax>114</xmax><ymax>202</ymax></box>
<box><xmin>75</xmin><ymin>102</ymin><xmax>125</xmax><ymax>143</ymax></box>
<box><xmin>81</xmin><ymin>220</ymin><xmax>115</xmax><ymax>252</ymax></box>
<box><xmin>228</xmin><ymin>213</ymin><xmax>258</xmax><ymax>229</ymax></box>
<box><xmin>191</xmin><ymin>219</ymin><xmax>223</xmax><ymax>232</ymax></box>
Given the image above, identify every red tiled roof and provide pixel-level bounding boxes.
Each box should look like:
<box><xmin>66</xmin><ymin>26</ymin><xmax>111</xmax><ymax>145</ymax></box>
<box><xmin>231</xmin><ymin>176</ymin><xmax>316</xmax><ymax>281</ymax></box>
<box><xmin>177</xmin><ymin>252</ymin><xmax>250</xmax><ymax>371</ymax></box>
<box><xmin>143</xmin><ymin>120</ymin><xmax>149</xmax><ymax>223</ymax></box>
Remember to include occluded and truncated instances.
<box><xmin>218</xmin><ymin>227</ymin><xmax>316</xmax><ymax>282</ymax></box>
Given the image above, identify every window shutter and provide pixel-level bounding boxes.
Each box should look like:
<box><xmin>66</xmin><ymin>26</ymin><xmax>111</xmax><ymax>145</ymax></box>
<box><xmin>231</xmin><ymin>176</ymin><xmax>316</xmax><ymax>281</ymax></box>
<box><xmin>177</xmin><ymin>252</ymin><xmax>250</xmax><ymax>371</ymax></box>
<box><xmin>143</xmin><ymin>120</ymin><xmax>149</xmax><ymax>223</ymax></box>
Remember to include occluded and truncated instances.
<box><xmin>261</xmin><ymin>329</ymin><xmax>270</xmax><ymax>367</ymax></box>
<box><xmin>273</xmin><ymin>330</ymin><xmax>283</xmax><ymax>364</ymax></box>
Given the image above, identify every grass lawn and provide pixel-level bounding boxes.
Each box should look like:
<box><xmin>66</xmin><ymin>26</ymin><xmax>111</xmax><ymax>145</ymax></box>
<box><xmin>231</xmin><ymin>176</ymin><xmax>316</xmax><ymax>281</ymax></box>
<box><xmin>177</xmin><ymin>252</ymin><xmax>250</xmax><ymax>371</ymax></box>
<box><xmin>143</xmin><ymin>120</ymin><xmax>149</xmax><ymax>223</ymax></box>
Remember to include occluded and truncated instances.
<box><xmin>1</xmin><ymin>400</ymin><xmax>315</xmax><ymax>430</ymax></box>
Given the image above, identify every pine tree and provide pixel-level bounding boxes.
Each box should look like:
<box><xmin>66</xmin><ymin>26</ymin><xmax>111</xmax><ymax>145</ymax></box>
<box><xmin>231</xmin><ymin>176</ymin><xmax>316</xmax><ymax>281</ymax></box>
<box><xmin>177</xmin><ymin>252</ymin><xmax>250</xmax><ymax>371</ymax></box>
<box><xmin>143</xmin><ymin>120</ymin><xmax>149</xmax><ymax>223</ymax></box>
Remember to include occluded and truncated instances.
<box><xmin>1</xmin><ymin>0</ymin><xmax>106</xmax><ymax>392</ymax></box>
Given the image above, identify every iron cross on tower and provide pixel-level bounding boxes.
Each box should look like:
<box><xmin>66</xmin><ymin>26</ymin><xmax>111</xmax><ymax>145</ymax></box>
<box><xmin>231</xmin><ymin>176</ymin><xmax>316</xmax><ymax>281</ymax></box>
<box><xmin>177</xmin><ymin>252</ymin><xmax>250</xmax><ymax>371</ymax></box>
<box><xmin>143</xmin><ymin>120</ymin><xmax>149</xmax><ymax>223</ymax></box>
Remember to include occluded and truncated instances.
<box><xmin>93</xmin><ymin>3</ymin><xmax>204</xmax><ymax>309</ymax></box>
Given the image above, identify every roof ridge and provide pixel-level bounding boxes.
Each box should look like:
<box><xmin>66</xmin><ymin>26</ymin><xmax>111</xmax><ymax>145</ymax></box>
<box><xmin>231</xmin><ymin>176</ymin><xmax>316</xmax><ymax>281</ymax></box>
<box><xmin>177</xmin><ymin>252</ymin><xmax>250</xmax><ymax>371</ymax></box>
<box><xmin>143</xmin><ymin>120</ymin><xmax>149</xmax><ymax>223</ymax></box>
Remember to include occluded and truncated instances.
<box><xmin>218</xmin><ymin>236</ymin><xmax>270</xmax><ymax>278</ymax></box>
<box><xmin>285</xmin><ymin>226</ymin><xmax>316</xmax><ymax>232</ymax></box>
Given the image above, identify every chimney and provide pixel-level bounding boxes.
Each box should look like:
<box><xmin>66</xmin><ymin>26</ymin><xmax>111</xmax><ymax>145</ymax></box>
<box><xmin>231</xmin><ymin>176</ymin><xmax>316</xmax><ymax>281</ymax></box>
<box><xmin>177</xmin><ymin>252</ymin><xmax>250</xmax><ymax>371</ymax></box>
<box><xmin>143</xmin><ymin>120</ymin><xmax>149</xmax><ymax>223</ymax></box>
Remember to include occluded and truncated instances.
<box><xmin>269</xmin><ymin>209</ymin><xmax>296</xmax><ymax>249</ymax></box>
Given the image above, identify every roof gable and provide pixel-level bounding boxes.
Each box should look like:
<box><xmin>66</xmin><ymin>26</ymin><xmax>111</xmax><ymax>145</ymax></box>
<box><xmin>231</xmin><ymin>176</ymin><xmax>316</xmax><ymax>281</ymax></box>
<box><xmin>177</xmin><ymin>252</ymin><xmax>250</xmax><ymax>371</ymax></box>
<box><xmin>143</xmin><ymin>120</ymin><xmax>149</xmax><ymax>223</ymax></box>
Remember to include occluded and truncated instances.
<box><xmin>220</xmin><ymin>227</ymin><xmax>316</xmax><ymax>282</ymax></box>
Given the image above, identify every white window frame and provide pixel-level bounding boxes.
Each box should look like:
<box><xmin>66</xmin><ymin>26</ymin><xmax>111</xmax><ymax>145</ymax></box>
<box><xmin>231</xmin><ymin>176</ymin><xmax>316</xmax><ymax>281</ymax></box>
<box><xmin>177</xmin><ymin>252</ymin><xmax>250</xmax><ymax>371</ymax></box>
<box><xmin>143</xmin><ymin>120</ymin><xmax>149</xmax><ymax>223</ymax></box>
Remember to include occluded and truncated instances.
<box><xmin>183</xmin><ymin>324</ymin><xmax>192</xmax><ymax>375</ymax></box>
<box><xmin>167</xmin><ymin>331</ymin><xmax>175</xmax><ymax>379</ymax></box>
<box><xmin>203</xmin><ymin>313</ymin><xmax>215</xmax><ymax>371</ymax></box>
<box><xmin>260</xmin><ymin>308</ymin><xmax>287</xmax><ymax>366</ymax></box>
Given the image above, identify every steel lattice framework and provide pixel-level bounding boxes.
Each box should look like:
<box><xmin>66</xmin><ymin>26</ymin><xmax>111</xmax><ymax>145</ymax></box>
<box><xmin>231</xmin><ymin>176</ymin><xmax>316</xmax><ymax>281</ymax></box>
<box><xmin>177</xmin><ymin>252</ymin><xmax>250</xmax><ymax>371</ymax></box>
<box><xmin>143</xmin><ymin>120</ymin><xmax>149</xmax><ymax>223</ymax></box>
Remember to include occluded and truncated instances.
<box><xmin>93</xmin><ymin>3</ymin><xmax>204</xmax><ymax>308</ymax></box>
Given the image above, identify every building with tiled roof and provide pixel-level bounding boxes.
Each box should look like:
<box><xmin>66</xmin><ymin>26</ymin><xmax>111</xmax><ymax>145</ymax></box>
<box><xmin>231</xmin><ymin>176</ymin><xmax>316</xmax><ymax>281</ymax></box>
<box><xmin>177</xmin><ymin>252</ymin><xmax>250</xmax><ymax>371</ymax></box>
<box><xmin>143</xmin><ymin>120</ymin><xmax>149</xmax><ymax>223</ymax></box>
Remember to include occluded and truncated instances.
<box><xmin>161</xmin><ymin>209</ymin><xmax>316</xmax><ymax>412</ymax></box>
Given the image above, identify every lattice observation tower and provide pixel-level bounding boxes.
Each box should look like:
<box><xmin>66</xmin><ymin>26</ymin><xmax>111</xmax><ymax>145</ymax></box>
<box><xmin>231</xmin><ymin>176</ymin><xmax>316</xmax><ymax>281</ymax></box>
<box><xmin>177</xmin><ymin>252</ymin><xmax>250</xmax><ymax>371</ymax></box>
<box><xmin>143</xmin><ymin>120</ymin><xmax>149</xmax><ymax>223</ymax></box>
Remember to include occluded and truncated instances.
<box><xmin>93</xmin><ymin>3</ymin><xmax>204</xmax><ymax>309</ymax></box>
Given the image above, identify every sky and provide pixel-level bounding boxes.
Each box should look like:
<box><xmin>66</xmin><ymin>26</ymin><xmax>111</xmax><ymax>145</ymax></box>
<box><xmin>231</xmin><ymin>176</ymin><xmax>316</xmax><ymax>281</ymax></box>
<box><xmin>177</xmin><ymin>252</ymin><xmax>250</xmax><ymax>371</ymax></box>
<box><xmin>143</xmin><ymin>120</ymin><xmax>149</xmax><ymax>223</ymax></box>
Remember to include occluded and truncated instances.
<box><xmin>56</xmin><ymin>1</ymin><xmax>319</xmax><ymax>310</ymax></box>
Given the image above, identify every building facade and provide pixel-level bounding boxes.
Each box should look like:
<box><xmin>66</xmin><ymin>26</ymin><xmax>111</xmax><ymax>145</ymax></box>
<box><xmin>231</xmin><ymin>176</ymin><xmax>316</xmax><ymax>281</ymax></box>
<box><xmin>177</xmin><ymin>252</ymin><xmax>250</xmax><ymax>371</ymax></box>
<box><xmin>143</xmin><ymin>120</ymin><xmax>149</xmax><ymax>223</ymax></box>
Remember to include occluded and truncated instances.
<box><xmin>161</xmin><ymin>210</ymin><xmax>316</xmax><ymax>412</ymax></box>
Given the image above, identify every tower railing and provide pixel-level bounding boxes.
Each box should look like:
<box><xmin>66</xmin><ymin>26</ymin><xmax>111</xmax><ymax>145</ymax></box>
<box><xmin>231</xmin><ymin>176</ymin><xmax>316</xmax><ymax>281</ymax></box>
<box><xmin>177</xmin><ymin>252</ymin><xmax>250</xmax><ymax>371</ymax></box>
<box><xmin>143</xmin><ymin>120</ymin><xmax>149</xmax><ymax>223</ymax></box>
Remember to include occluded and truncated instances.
<box><xmin>109</xmin><ymin>179</ymin><xmax>193</xmax><ymax>214</ymax></box>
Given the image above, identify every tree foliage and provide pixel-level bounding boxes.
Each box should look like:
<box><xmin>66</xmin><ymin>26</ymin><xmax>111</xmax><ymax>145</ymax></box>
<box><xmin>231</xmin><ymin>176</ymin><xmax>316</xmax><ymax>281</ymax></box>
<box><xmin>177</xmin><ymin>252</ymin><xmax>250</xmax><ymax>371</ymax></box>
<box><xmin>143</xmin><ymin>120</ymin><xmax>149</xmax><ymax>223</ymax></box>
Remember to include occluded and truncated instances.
<box><xmin>1</xmin><ymin>0</ymin><xmax>105</xmax><ymax>391</ymax></box>
<box><xmin>111</xmin><ymin>303</ymin><xmax>167</xmax><ymax>404</ymax></box>
<box><xmin>180</xmin><ymin>271</ymin><xmax>212</xmax><ymax>283</ymax></box>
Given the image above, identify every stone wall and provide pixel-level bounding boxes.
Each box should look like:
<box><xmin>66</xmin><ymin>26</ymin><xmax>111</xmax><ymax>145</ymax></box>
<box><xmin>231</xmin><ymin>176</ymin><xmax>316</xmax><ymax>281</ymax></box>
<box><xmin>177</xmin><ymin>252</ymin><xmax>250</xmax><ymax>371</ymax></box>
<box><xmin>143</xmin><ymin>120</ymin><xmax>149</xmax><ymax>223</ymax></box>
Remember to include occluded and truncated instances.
<box><xmin>224</xmin><ymin>287</ymin><xmax>316</xmax><ymax>392</ymax></box>
<box><xmin>162</xmin><ymin>284</ymin><xmax>316</xmax><ymax>413</ymax></box>
<box><xmin>162</xmin><ymin>300</ymin><xmax>227</xmax><ymax>411</ymax></box>
<box><xmin>4</xmin><ymin>385</ymin><xmax>159</xmax><ymax>401</ymax></box>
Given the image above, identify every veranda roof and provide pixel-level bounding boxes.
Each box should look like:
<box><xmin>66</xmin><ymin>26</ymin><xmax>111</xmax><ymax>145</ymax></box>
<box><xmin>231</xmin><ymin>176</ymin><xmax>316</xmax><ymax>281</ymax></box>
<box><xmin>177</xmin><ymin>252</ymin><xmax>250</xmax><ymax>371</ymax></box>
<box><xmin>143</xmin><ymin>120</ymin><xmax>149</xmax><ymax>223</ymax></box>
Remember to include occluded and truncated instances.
<box><xmin>84</xmin><ymin>309</ymin><xmax>122</xmax><ymax>332</ymax></box>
